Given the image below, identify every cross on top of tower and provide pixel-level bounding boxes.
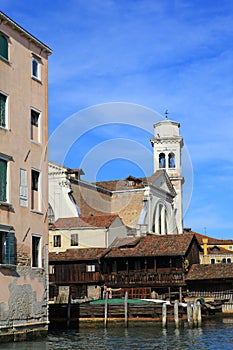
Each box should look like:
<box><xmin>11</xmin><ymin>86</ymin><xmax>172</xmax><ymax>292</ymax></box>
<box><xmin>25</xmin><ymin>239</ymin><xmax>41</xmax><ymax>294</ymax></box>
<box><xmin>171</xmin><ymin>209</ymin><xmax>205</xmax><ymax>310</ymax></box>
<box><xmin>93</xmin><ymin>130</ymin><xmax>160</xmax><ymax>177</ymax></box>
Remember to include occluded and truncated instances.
<box><xmin>165</xmin><ymin>109</ymin><xmax>169</xmax><ymax>119</ymax></box>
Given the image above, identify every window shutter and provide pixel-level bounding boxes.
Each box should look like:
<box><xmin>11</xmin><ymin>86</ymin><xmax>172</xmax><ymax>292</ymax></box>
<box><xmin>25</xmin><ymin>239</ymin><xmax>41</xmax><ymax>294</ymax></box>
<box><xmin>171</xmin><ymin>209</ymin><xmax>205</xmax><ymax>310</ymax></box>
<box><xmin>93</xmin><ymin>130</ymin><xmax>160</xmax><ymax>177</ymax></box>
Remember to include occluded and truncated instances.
<box><xmin>0</xmin><ymin>35</ymin><xmax>8</xmax><ymax>60</ymax></box>
<box><xmin>0</xmin><ymin>159</ymin><xmax>7</xmax><ymax>202</ymax></box>
<box><xmin>5</xmin><ymin>232</ymin><xmax>15</xmax><ymax>264</ymax></box>
<box><xmin>20</xmin><ymin>169</ymin><xmax>28</xmax><ymax>206</ymax></box>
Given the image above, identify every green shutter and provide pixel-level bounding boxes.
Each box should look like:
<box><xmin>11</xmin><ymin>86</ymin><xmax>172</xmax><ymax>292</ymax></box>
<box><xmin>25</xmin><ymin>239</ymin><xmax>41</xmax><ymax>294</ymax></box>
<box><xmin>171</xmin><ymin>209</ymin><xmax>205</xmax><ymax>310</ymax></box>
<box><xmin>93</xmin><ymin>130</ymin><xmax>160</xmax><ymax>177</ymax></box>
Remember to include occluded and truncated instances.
<box><xmin>0</xmin><ymin>159</ymin><xmax>7</xmax><ymax>202</ymax></box>
<box><xmin>0</xmin><ymin>34</ymin><xmax>8</xmax><ymax>60</ymax></box>
<box><xmin>0</xmin><ymin>94</ymin><xmax>6</xmax><ymax>128</ymax></box>
<box><xmin>5</xmin><ymin>232</ymin><xmax>15</xmax><ymax>264</ymax></box>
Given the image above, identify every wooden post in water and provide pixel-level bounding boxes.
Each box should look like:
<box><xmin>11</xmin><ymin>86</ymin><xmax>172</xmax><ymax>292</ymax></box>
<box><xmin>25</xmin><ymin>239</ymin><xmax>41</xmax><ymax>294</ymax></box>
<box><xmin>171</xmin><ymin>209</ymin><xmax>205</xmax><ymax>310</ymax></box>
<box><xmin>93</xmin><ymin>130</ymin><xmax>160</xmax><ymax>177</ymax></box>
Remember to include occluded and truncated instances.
<box><xmin>162</xmin><ymin>302</ymin><xmax>167</xmax><ymax>328</ymax></box>
<box><xmin>67</xmin><ymin>293</ymin><xmax>71</xmax><ymax>328</ymax></box>
<box><xmin>174</xmin><ymin>300</ymin><xmax>179</xmax><ymax>328</ymax></box>
<box><xmin>187</xmin><ymin>302</ymin><xmax>193</xmax><ymax>328</ymax></box>
<box><xmin>197</xmin><ymin>301</ymin><xmax>202</xmax><ymax>327</ymax></box>
<box><xmin>124</xmin><ymin>291</ymin><xmax>128</xmax><ymax>328</ymax></box>
<box><xmin>193</xmin><ymin>301</ymin><xmax>198</xmax><ymax>327</ymax></box>
<box><xmin>104</xmin><ymin>292</ymin><xmax>108</xmax><ymax>328</ymax></box>
<box><xmin>179</xmin><ymin>287</ymin><xmax>182</xmax><ymax>302</ymax></box>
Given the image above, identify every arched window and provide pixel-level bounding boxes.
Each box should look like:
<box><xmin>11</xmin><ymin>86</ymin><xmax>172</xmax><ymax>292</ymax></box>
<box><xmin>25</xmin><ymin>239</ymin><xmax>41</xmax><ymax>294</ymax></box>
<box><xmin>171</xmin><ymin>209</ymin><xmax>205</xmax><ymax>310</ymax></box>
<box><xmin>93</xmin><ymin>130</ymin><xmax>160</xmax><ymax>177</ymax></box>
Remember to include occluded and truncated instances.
<box><xmin>169</xmin><ymin>153</ymin><xmax>175</xmax><ymax>168</ymax></box>
<box><xmin>0</xmin><ymin>34</ymin><xmax>8</xmax><ymax>60</ymax></box>
<box><xmin>222</xmin><ymin>258</ymin><xmax>226</xmax><ymax>263</ymax></box>
<box><xmin>159</xmin><ymin>153</ymin><xmax>166</xmax><ymax>168</ymax></box>
<box><xmin>153</xmin><ymin>203</ymin><xmax>168</xmax><ymax>234</ymax></box>
<box><xmin>227</xmin><ymin>258</ymin><xmax>231</xmax><ymax>263</ymax></box>
<box><xmin>210</xmin><ymin>258</ymin><xmax>215</xmax><ymax>264</ymax></box>
<box><xmin>158</xmin><ymin>204</ymin><xmax>163</xmax><ymax>234</ymax></box>
<box><xmin>48</xmin><ymin>203</ymin><xmax>55</xmax><ymax>224</ymax></box>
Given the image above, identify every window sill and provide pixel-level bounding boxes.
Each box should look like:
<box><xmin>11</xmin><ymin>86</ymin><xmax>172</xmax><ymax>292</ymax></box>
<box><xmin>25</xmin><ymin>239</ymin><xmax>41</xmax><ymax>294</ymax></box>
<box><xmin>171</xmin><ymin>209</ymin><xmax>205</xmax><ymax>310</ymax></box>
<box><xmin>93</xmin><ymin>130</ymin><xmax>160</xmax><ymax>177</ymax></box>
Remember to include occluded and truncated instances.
<box><xmin>31</xmin><ymin>209</ymin><xmax>44</xmax><ymax>215</ymax></box>
<box><xmin>30</xmin><ymin>139</ymin><xmax>42</xmax><ymax>146</ymax></box>
<box><xmin>0</xmin><ymin>263</ymin><xmax>16</xmax><ymax>269</ymax></box>
<box><xmin>0</xmin><ymin>126</ymin><xmax>10</xmax><ymax>132</ymax></box>
<box><xmin>31</xmin><ymin>266</ymin><xmax>44</xmax><ymax>270</ymax></box>
<box><xmin>32</xmin><ymin>76</ymin><xmax>42</xmax><ymax>84</ymax></box>
<box><xmin>0</xmin><ymin>55</ymin><xmax>11</xmax><ymax>65</ymax></box>
<box><xmin>0</xmin><ymin>201</ymin><xmax>12</xmax><ymax>208</ymax></box>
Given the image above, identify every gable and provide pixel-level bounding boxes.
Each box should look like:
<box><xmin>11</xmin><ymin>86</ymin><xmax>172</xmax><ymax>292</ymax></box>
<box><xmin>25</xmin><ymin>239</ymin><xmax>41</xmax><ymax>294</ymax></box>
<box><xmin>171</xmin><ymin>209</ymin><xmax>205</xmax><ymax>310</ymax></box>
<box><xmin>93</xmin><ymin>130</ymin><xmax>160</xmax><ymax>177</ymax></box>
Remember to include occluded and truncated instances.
<box><xmin>146</xmin><ymin>171</ymin><xmax>176</xmax><ymax>197</ymax></box>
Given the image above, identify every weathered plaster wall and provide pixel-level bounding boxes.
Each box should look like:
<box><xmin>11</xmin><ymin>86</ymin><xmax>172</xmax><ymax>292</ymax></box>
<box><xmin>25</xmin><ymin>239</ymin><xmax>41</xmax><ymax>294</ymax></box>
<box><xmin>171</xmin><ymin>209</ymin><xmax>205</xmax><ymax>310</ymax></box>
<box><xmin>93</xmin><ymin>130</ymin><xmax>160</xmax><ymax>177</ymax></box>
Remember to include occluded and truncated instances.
<box><xmin>0</xmin><ymin>266</ymin><xmax>48</xmax><ymax>330</ymax></box>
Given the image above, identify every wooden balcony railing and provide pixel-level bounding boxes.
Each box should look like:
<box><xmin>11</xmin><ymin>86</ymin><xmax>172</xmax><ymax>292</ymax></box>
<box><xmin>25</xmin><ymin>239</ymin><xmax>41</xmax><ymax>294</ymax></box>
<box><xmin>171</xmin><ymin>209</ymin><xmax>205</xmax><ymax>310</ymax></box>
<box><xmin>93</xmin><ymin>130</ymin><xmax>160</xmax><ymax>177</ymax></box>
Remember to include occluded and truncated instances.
<box><xmin>49</xmin><ymin>270</ymin><xmax>185</xmax><ymax>286</ymax></box>
<box><xmin>50</xmin><ymin>271</ymin><xmax>102</xmax><ymax>284</ymax></box>
<box><xmin>102</xmin><ymin>271</ymin><xmax>185</xmax><ymax>286</ymax></box>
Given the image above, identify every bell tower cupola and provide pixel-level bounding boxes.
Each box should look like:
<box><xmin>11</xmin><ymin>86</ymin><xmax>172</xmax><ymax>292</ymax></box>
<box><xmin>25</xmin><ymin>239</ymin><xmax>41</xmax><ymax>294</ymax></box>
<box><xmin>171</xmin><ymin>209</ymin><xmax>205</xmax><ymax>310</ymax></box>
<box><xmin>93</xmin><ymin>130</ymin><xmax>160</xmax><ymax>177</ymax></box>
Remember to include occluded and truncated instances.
<box><xmin>150</xmin><ymin>113</ymin><xmax>184</xmax><ymax>233</ymax></box>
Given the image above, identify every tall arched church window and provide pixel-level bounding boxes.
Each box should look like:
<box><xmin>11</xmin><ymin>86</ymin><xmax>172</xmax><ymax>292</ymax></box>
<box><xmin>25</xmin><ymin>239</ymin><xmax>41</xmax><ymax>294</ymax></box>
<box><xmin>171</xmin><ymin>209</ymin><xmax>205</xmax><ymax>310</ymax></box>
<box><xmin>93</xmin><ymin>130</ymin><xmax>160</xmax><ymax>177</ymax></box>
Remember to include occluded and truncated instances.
<box><xmin>159</xmin><ymin>153</ymin><xmax>166</xmax><ymax>168</ymax></box>
<box><xmin>169</xmin><ymin>153</ymin><xmax>175</xmax><ymax>168</ymax></box>
<box><xmin>48</xmin><ymin>203</ymin><xmax>55</xmax><ymax>224</ymax></box>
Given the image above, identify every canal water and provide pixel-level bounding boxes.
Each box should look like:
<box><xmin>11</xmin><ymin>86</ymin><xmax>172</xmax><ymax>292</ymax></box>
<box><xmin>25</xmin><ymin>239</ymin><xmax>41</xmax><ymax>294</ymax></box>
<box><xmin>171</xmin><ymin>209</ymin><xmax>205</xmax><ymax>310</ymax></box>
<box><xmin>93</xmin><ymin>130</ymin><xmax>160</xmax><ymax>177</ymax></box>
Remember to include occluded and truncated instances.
<box><xmin>0</xmin><ymin>316</ymin><xmax>233</xmax><ymax>349</ymax></box>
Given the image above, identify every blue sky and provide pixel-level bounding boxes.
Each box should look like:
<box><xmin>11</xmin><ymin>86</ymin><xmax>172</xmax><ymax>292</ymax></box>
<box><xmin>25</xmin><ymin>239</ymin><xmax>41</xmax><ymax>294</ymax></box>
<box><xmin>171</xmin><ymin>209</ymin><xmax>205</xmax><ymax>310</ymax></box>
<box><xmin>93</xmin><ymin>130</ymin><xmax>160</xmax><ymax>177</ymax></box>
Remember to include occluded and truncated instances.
<box><xmin>1</xmin><ymin>0</ymin><xmax>233</xmax><ymax>239</ymax></box>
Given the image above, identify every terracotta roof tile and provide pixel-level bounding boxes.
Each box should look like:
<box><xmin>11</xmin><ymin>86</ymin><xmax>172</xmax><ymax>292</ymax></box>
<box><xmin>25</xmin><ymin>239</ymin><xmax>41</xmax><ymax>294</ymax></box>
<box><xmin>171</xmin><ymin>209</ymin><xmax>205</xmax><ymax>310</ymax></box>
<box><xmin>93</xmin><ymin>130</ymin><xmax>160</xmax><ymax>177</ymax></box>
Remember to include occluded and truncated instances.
<box><xmin>49</xmin><ymin>248</ymin><xmax>109</xmax><ymax>262</ymax></box>
<box><xmin>52</xmin><ymin>214</ymin><xmax>119</xmax><ymax>229</ymax></box>
<box><xmin>105</xmin><ymin>233</ymin><xmax>198</xmax><ymax>258</ymax></box>
<box><xmin>186</xmin><ymin>263</ymin><xmax>233</xmax><ymax>280</ymax></box>
<box><xmin>206</xmin><ymin>246</ymin><xmax>233</xmax><ymax>255</ymax></box>
<box><xmin>110</xmin><ymin>237</ymin><xmax>141</xmax><ymax>248</ymax></box>
<box><xmin>186</xmin><ymin>231</ymin><xmax>233</xmax><ymax>245</ymax></box>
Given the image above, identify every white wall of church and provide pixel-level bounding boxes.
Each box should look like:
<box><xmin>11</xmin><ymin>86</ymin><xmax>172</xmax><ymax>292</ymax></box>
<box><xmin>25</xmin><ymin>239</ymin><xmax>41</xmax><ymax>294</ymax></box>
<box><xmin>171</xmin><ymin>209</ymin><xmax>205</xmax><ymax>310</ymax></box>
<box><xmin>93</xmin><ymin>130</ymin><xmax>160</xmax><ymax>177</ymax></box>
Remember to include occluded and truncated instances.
<box><xmin>49</xmin><ymin>162</ymin><xmax>79</xmax><ymax>221</ymax></box>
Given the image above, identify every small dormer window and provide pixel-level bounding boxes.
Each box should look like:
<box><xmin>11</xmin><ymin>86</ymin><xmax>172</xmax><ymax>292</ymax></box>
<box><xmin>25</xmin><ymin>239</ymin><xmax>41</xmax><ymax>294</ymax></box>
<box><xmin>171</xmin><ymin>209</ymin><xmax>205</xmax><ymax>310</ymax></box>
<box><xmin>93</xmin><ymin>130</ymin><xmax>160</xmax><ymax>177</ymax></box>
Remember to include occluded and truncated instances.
<box><xmin>127</xmin><ymin>180</ymin><xmax>135</xmax><ymax>187</ymax></box>
<box><xmin>159</xmin><ymin>153</ymin><xmax>166</xmax><ymax>168</ymax></box>
<box><xmin>169</xmin><ymin>153</ymin><xmax>175</xmax><ymax>168</ymax></box>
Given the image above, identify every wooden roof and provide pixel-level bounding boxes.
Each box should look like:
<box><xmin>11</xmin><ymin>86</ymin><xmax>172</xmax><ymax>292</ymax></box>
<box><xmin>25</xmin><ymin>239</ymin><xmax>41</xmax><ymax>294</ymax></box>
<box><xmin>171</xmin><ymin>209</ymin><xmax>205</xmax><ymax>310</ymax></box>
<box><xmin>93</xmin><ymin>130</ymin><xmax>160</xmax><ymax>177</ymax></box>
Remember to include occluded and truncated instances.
<box><xmin>49</xmin><ymin>248</ymin><xmax>109</xmax><ymax>262</ymax></box>
<box><xmin>186</xmin><ymin>263</ymin><xmax>233</xmax><ymax>280</ymax></box>
<box><xmin>104</xmin><ymin>233</ymin><xmax>198</xmax><ymax>258</ymax></box>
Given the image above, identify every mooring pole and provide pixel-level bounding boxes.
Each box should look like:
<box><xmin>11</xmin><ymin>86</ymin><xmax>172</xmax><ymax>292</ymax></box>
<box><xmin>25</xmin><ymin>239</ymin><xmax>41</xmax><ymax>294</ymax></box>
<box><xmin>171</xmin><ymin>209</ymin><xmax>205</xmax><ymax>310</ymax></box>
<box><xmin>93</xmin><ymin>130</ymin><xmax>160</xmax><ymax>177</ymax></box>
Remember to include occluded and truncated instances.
<box><xmin>174</xmin><ymin>300</ymin><xmax>179</xmax><ymax>328</ymax></box>
<box><xmin>187</xmin><ymin>302</ymin><xmax>193</xmax><ymax>328</ymax></box>
<box><xmin>67</xmin><ymin>293</ymin><xmax>71</xmax><ymax>328</ymax></box>
<box><xmin>124</xmin><ymin>291</ymin><xmax>128</xmax><ymax>328</ymax></box>
<box><xmin>193</xmin><ymin>301</ymin><xmax>198</xmax><ymax>327</ymax></box>
<box><xmin>197</xmin><ymin>301</ymin><xmax>202</xmax><ymax>327</ymax></box>
<box><xmin>162</xmin><ymin>302</ymin><xmax>167</xmax><ymax>328</ymax></box>
<box><xmin>104</xmin><ymin>292</ymin><xmax>108</xmax><ymax>328</ymax></box>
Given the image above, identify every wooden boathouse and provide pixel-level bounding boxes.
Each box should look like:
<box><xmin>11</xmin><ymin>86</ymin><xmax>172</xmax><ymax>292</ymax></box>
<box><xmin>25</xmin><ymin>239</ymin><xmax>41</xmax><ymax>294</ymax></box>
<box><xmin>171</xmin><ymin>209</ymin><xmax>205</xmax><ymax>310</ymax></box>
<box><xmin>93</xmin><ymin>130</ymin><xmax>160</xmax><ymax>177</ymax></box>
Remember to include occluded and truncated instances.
<box><xmin>49</xmin><ymin>233</ymin><xmax>201</xmax><ymax>302</ymax></box>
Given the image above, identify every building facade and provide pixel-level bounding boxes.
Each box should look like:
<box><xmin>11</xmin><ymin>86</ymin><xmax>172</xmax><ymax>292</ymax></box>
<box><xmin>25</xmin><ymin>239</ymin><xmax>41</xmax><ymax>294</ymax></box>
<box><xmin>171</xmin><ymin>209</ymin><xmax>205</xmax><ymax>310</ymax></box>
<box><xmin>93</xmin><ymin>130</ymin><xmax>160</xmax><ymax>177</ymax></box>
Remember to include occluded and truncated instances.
<box><xmin>49</xmin><ymin>118</ymin><xmax>184</xmax><ymax>236</ymax></box>
<box><xmin>0</xmin><ymin>12</ymin><xmax>52</xmax><ymax>341</ymax></box>
<box><xmin>49</xmin><ymin>214</ymin><xmax>128</xmax><ymax>253</ymax></box>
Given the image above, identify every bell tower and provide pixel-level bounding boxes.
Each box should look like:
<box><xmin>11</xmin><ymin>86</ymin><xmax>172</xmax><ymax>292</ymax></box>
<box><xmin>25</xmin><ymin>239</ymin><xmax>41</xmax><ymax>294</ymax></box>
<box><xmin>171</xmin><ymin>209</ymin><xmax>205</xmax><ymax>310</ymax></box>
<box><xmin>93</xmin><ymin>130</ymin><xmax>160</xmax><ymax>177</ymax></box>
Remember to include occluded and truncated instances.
<box><xmin>150</xmin><ymin>114</ymin><xmax>184</xmax><ymax>233</ymax></box>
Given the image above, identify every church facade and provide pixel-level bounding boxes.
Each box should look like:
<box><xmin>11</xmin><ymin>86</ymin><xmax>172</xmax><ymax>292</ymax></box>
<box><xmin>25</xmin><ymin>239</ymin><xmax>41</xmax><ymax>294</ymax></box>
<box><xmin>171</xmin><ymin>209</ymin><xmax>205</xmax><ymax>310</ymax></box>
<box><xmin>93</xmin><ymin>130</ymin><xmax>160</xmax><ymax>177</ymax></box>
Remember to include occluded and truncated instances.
<box><xmin>48</xmin><ymin>118</ymin><xmax>184</xmax><ymax>236</ymax></box>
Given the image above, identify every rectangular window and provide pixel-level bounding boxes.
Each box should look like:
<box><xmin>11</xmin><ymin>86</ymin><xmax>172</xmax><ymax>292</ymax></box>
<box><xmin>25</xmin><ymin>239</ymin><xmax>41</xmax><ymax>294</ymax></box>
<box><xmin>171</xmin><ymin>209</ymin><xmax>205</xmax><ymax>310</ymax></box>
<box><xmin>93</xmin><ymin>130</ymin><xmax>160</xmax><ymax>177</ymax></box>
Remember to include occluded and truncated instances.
<box><xmin>0</xmin><ymin>92</ymin><xmax>7</xmax><ymax>128</ymax></box>
<box><xmin>53</xmin><ymin>235</ymin><xmax>61</xmax><ymax>247</ymax></box>
<box><xmin>32</xmin><ymin>57</ymin><xmax>40</xmax><ymax>80</ymax></box>
<box><xmin>30</xmin><ymin>109</ymin><xmax>40</xmax><ymax>142</ymax></box>
<box><xmin>0</xmin><ymin>158</ymin><xmax>7</xmax><ymax>202</ymax></box>
<box><xmin>86</xmin><ymin>264</ymin><xmax>95</xmax><ymax>272</ymax></box>
<box><xmin>32</xmin><ymin>235</ymin><xmax>41</xmax><ymax>267</ymax></box>
<box><xmin>0</xmin><ymin>34</ymin><xmax>8</xmax><ymax>60</ymax></box>
<box><xmin>71</xmin><ymin>233</ymin><xmax>78</xmax><ymax>246</ymax></box>
<box><xmin>31</xmin><ymin>169</ymin><xmax>40</xmax><ymax>211</ymax></box>
<box><xmin>20</xmin><ymin>169</ymin><xmax>28</xmax><ymax>207</ymax></box>
<box><xmin>0</xmin><ymin>232</ymin><xmax>15</xmax><ymax>264</ymax></box>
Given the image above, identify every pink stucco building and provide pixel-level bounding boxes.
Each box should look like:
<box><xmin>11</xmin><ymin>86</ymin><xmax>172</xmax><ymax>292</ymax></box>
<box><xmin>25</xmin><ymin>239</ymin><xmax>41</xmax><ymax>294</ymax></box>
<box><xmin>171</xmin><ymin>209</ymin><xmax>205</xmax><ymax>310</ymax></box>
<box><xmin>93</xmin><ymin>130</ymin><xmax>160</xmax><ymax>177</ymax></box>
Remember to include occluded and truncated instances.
<box><xmin>0</xmin><ymin>11</ymin><xmax>52</xmax><ymax>341</ymax></box>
